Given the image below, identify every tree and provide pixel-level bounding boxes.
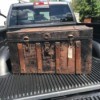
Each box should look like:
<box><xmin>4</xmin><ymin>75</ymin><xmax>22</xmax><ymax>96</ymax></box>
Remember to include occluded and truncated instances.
<box><xmin>30</xmin><ymin>0</ymin><xmax>34</xmax><ymax>2</ymax></box>
<box><xmin>72</xmin><ymin>0</ymin><xmax>100</xmax><ymax>21</ymax></box>
<box><xmin>94</xmin><ymin>0</ymin><xmax>100</xmax><ymax>17</ymax></box>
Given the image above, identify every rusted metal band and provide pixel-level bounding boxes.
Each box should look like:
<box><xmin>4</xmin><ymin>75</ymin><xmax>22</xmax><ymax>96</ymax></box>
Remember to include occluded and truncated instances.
<box><xmin>7</xmin><ymin>36</ymin><xmax>93</xmax><ymax>43</ymax></box>
<box><xmin>17</xmin><ymin>43</ymin><xmax>26</xmax><ymax>73</ymax></box>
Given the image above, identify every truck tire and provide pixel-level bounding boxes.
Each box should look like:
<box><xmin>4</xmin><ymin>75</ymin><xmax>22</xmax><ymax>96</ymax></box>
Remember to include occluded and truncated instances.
<box><xmin>93</xmin><ymin>41</ymin><xmax>100</xmax><ymax>58</ymax></box>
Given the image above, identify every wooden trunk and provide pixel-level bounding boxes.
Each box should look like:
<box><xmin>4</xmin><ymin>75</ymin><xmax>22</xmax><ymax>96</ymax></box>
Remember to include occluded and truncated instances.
<box><xmin>7</xmin><ymin>25</ymin><xmax>93</xmax><ymax>74</ymax></box>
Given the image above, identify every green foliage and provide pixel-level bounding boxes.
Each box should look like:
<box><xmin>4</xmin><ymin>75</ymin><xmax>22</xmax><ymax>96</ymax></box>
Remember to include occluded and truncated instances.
<box><xmin>30</xmin><ymin>0</ymin><xmax>34</xmax><ymax>2</ymax></box>
<box><xmin>72</xmin><ymin>0</ymin><xmax>100</xmax><ymax>21</ymax></box>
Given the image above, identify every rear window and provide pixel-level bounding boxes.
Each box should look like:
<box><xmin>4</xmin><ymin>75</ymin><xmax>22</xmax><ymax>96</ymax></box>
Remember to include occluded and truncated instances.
<box><xmin>9</xmin><ymin>4</ymin><xmax>74</xmax><ymax>26</ymax></box>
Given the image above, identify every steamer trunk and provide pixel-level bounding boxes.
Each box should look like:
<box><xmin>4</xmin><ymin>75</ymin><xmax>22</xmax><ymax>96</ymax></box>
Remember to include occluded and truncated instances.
<box><xmin>7</xmin><ymin>25</ymin><xmax>93</xmax><ymax>74</ymax></box>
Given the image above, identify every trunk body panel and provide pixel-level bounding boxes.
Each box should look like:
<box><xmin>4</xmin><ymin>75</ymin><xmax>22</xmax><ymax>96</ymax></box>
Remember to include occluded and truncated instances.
<box><xmin>7</xmin><ymin>25</ymin><xmax>93</xmax><ymax>74</ymax></box>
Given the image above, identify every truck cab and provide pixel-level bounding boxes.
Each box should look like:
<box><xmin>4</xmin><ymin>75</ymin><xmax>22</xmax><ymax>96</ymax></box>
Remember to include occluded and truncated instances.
<box><xmin>7</xmin><ymin>1</ymin><xmax>76</xmax><ymax>29</ymax></box>
<box><xmin>0</xmin><ymin>1</ymin><xmax>100</xmax><ymax>100</ymax></box>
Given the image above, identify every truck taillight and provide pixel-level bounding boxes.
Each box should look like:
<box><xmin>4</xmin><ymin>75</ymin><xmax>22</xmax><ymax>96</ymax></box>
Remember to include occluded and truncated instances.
<box><xmin>34</xmin><ymin>0</ymin><xmax>49</xmax><ymax>8</ymax></box>
<box><xmin>34</xmin><ymin>0</ymin><xmax>49</xmax><ymax>6</ymax></box>
<box><xmin>34</xmin><ymin>2</ymin><xmax>48</xmax><ymax>5</ymax></box>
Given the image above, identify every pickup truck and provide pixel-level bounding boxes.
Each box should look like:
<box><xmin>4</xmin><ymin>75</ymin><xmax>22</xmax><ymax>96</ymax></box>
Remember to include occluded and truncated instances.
<box><xmin>0</xmin><ymin>1</ymin><xmax>100</xmax><ymax>100</ymax></box>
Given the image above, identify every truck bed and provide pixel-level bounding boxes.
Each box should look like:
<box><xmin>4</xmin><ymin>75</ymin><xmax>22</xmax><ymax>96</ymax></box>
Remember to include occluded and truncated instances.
<box><xmin>0</xmin><ymin>57</ymin><xmax>100</xmax><ymax>100</ymax></box>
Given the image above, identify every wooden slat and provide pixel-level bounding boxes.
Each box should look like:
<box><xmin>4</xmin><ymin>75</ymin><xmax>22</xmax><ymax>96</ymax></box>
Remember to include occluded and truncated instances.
<box><xmin>67</xmin><ymin>45</ymin><xmax>75</xmax><ymax>74</ymax></box>
<box><xmin>17</xmin><ymin>43</ymin><xmax>26</xmax><ymax>73</ymax></box>
<box><xmin>55</xmin><ymin>42</ymin><xmax>61</xmax><ymax>73</ymax></box>
<box><xmin>75</xmin><ymin>41</ymin><xmax>82</xmax><ymax>74</ymax></box>
<box><xmin>36</xmin><ymin>43</ymin><xmax>42</xmax><ymax>73</ymax></box>
<box><xmin>60</xmin><ymin>43</ymin><xmax>68</xmax><ymax>74</ymax></box>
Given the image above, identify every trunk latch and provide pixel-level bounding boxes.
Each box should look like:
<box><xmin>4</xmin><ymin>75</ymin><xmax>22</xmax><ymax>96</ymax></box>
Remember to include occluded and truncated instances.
<box><xmin>23</xmin><ymin>36</ymin><xmax>29</xmax><ymax>51</ymax></box>
<box><xmin>68</xmin><ymin>34</ymin><xmax>74</xmax><ymax>46</ymax></box>
<box><xmin>43</xmin><ymin>33</ymin><xmax>51</xmax><ymax>40</ymax></box>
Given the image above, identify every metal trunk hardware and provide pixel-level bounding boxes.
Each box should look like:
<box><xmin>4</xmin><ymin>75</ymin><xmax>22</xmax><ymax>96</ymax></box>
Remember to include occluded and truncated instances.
<box><xmin>7</xmin><ymin>25</ymin><xmax>93</xmax><ymax>74</ymax></box>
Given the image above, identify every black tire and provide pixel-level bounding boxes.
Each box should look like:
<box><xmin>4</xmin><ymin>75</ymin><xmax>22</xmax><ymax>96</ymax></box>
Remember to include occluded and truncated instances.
<box><xmin>93</xmin><ymin>41</ymin><xmax>100</xmax><ymax>58</ymax></box>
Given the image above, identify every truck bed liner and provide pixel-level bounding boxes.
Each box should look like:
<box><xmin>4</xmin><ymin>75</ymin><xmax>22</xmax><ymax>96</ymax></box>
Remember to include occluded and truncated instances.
<box><xmin>0</xmin><ymin>57</ymin><xmax>100</xmax><ymax>100</ymax></box>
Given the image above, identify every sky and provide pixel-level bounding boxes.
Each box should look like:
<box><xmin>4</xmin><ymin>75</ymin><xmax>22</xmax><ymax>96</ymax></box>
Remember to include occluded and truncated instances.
<box><xmin>0</xmin><ymin>0</ymin><xmax>30</xmax><ymax>26</ymax></box>
<box><xmin>0</xmin><ymin>0</ymin><xmax>71</xmax><ymax>26</ymax></box>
